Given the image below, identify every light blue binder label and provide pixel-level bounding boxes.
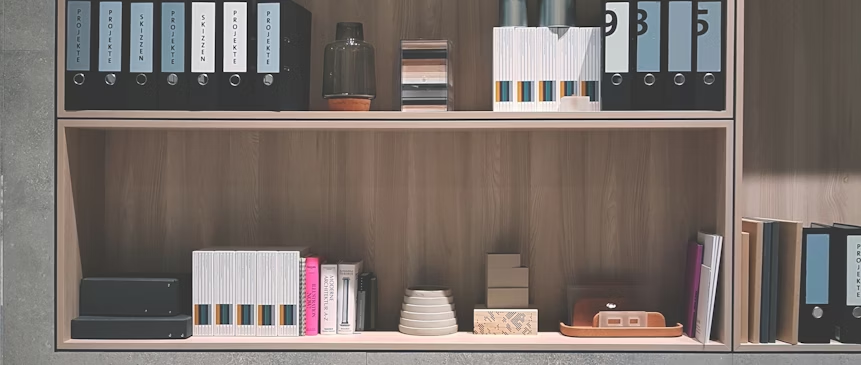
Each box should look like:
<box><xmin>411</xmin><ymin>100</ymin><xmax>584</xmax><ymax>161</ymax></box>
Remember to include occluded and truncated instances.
<box><xmin>257</xmin><ymin>3</ymin><xmax>280</xmax><ymax>73</ymax></box>
<box><xmin>161</xmin><ymin>3</ymin><xmax>185</xmax><ymax>72</ymax></box>
<box><xmin>67</xmin><ymin>1</ymin><xmax>91</xmax><ymax>71</ymax></box>
<box><xmin>130</xmin><ymin>3</ymin><xmax>154</xmax><ymax>73</ymax></box>
<box><xmin>696</xmin><ymin>1</ymin><xmax>722</xmax><ymax>72</ymax></box>
<box><xmin>636</xmin><ymin>1</ymin><xmax>661</xmax><ymax>72</ymax></box>
<box><xmin>806</xmin><ymin>234</ymin><xmax>829</xmax><ymax>305</ymax></box>
<box><xmin>98</xmin><ymin>1</ymin><xmax>122</xmax><ymax>72</ymax></box>
<box><xmin>668</xmin><ymin>1</ymin><xmax>692</xmax><ymax>72</ymax></box>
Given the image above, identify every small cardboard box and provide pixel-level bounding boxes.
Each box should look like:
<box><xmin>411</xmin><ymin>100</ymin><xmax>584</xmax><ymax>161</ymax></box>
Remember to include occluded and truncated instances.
<box><xmin>486</xmin><ymin>287</ymin><xmax>528</xmax><ymax>308</ymax></box>
<box><xmin>487</xmin><ymin>267</ymin><xmax>529</xmax><ymax>288</ymax></box>
<box><xmin>486</xmin><ymin>253</ymin><xmax>521</xmax><ymax>268</ymax></box>
<box><xmin>473</xmin><ymin>305</ymin><xmax>537</xmax><ymax>335</ymax></box>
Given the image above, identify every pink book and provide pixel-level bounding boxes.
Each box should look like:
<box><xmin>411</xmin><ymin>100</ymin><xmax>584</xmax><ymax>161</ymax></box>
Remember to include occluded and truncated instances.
<box><xmin>305</xmin><ymin>256</ymin><xmax>322</xmax><ymax>336</ymax></box>
<box><xmin>683</xmin><ymin>241</ymin><xmax>704</xmax><ymax>338</ymax></box>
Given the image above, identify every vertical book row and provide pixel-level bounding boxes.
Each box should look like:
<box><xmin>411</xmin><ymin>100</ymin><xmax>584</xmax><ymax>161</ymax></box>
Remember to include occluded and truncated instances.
<box><xmin>64</xmin><ymin>0</ymin><xmax>311</xmax><ymax>111</ymax></box>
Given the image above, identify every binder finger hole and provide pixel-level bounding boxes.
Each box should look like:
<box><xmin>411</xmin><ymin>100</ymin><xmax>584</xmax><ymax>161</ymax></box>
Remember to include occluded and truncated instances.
<box><xmin>674</xmin><ymin>73</ymin><xmax>685</xmax><ymax>86</ymax></box>
<box><xmin>611</xmin><ymin>74</ymin><xmax>623</xmax><ymax>86</ymax></box>
<box><xmin>813</xmin><ymin>306</ymin><xmax>823</xmax><ymax>319</ymax></box>
<box><xmin>73</xmin><ymin>73</ymin><xmax>85</xmax><ymax>86</ymax></box>
<box><xmin>644</xmin><ymin>74</ymin><xmax>656</xmax><ymax>86</ymax></box>
<box><xmin>853</xmin><ymin>307</ymin><xmax>861</xmax><ymax>319</ymax></box>
<box><xmin>230</xmin><ymin>74</ymin><xmax>241</xmax><ymax>87</ymax></box>
<box><xmin>704</xmin><ymin>73</ymin><xmax>716</xmax><ymax>85</ymax></box>
<box><xmin>198</xmin><ymin>74</ymin><xmax>209</xmax><ymax>86</ymax></box>
<box><xmin>263</xmin><ymin>74</ymin><xmax>274</xmax><ymax>86</ymax></box>
<box><xmin>105</xmin><ymin>73</ymin><xmax>117</xmax><ymax>86</ymax></box>
<box><xmin>136</xmin><ymin>74</ymin><xmax>148</xmax><ymax>86</ymax></box>
<box><xmin>167</xmin><ymin>74</ymin><xmax>178</xmax><ymax>86</ymax></box>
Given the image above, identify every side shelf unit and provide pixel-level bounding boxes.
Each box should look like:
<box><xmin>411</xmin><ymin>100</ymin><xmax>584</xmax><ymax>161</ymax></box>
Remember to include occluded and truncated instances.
<box><xmin>55</xmin><ymin>0</ymin><xmax>743</xmax><ymax>353</ymax></box>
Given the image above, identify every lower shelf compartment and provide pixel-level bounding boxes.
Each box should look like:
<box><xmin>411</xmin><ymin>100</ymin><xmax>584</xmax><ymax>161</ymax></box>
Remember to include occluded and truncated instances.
<box><xmin>61</xmin><ymin>331</ymin><xmax>725</xmax><ymax>351</ymax></box>
<box><xmin>738</xmin><ymin>341</ymin><xmax>861</xmax><ymax>352</ymax></box>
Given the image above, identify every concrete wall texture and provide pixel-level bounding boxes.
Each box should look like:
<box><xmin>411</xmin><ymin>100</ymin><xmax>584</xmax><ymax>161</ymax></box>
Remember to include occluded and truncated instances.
<box><xmin>0</xmin><ymin>0</ymin><xmax>859</xmax><ymax>364</ymax></box>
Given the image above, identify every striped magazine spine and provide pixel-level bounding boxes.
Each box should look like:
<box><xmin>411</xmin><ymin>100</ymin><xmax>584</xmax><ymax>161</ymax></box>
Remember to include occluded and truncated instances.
<box><xmin>299</xmin><ymin>257</ymin><xmax>306</xmax><ymax>336</ymax></box>
<box><xmin>235</xmin><ymin>251</ymin><xmax>257</xmax><ymax>336</ymax></box>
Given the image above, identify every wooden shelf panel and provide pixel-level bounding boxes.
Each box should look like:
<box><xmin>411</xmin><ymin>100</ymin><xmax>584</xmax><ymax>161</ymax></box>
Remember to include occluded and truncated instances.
<box><xmin>738</xmin><ymin>341</ymin><xmax>861</xmax><ymax>353</ymax></box>
<box><xmin>59</xmin><ymin>118</ymin><xmax>732</xmax><ymax>131</ymax></box>
<box><xmin>60</xmin><ymin>331</ymin><xmax>725</xmax><ymax>352</ymax></box>
<box><xmin>57</xmin><ymin>110</ymin><xmax>734</xmax><ymax>122</ymax></box>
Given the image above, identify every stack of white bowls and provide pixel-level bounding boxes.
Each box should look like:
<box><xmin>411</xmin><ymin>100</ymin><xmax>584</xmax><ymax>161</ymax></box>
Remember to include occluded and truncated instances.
<box><xmin>399</xmin><ymin>286</ymin><xmax>457</xmax><ymax>336</ymax></box>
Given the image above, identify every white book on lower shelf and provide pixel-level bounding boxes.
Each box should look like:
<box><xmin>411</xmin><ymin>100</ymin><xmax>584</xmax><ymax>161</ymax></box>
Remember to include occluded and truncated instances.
<box><xmin>337</xmin><ymin>260</ymin><xmax>364</xmax><ymax>334</ymax></box>
<box><xmin>320</xmin><ymin>264</ymin><xmax>339</xmax><ymax>335</ymax></box>
<box><xmin>694</xmin><ymin>232</ymin><xmax>723</xmax><ymax>344</ymax></box>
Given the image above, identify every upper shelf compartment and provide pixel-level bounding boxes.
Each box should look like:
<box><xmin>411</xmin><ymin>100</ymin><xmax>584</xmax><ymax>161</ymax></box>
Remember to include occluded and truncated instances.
<box><xmin>56</xmin><ymin>0</ymin><xmax>737</xmax><ymax>120</ymax></box>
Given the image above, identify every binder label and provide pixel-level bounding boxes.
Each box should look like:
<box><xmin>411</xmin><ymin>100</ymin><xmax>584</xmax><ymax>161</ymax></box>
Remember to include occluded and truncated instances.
<box><xmin>257</xmin><ymin>3</ymin><xmax>280</xmax><ymax>73</ymax></box>
<box><xmin>192</xmin><ymin>2</ymin><xmax>215</xmax><ymax>73</ymax></box>
<box><xmin>161</xmin><ymin>3</ymin><xmax>185</xmax><ymax>73</ymax></box>
<box><xmin>98</xmin><ymin>2</ymin><xmax>123</xmax><ymax>72</ymax></box>
<box><xmin>668</xmin><ymin>1</ymin><xmax>692</xmax><ymax>72</ymax></box>
<box><xmin>696</xmin><ymin>1</ymin><xmax>722</xmax><ymax>72</ymax></box>
<box><xmin>223</xmin><ymin>2</ymin><xmax>247</xmax><ymax>73</ymax></box>
<box><xmin>604</xmin><ymin>2</ymin><xmax>629</xmax><ymax>73</ymax></box>
<box><xmin>67</xmin><ymin>1</ymin><xmax>91</xmax><ymax>72</ymax></box>
<box><xmin>848</xmin><ymin>236</ymin><xmax>861</xmax><ymax>305</ymax></box>
<box><xmin>636</xmin><ymin>1</ymin><xmax>661</xmax><ymax>72</ymax></box>
<box><xmin>130</xmin><ymin>3</ymin><xmax>154</xmax><ymax>73</ymax></box>
<box><xmin>806</xmin><ymin>234</ymin><xmax>829</xmax><ymax>305</ymax></box>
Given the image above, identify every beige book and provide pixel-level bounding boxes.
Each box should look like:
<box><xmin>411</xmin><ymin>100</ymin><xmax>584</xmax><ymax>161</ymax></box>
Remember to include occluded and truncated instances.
<box><xmin>742</xmin><ymin>219</ymin><xmax>764</xmax><ymax>344</ymax></box>
<box><xmin>775</xmin><ymin>219</ymin><xmax>802</xmax><ymax>345</ymax></box>
<box><xmin>741</xmin><ymin>232</ymin><xmax>750</xmax><ymax>343</ymax></box>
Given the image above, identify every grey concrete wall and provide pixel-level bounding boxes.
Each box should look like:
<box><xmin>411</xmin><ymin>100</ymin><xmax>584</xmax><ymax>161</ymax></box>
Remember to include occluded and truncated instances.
<box><xmin>0</xmin><ymin>0</ymin><xmax>858</xmax><ymax>364</ymax></box>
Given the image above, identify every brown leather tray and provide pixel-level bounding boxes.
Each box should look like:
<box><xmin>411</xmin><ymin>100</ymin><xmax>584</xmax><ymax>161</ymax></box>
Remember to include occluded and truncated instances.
<box><xmin>559</xmin><ymin>312</ymin><xmax>684</xmax><ymax>337</ymax></box>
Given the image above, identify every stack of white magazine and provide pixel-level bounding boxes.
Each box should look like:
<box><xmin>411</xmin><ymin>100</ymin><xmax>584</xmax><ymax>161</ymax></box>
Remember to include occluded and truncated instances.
<box><xmin>492</xmin><ymin>27</ymin><xmax>602</xmax><ymax>112</ymax></box>
<box><xmin>192</xmin><ymin>247</ymin><xmax>310</xmax><ymax>337</ymax></box>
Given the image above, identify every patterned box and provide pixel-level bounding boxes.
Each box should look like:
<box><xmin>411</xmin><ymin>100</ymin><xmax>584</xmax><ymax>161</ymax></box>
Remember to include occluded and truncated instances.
<box><xmin>473</xmin><ymin>306</ymin><xmax>538</xmax><ymax>335</ymax></box>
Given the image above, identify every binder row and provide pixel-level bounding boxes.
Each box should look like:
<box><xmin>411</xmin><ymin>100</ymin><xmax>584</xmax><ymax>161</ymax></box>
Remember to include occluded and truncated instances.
<box><xmin>800</xmin><ymin>223</ymin><xmax>861</xmax><ymax>344</ymax></box>
<box><xmin>602</xmin><ymin>0</ymin><xmax>726</xmax><ymax>111</ymax></box>
<box><xmin>65</xmin><ymin>0</ymin><xmax>311</xmax><ymax>111</ymax></box>
<box><xmin>492</xmin><ymin>27</ymin><xmax>602</xmax><ymax>112</ymax></box>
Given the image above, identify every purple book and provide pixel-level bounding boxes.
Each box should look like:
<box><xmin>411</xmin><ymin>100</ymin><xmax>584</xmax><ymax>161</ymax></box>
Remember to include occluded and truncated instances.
<box><xmin>683</xmin><ymin>241</ymin><xmax>704</xmax><ymax>338</ymax></box>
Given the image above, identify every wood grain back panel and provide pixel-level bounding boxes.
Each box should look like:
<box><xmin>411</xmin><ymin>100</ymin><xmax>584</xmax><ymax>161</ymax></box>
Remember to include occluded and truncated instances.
<box><xmin>742</xmin><ymin>0</ymin><xmax>861</xmax><ymax>225</ymax></box>
<box><xmin>86</xmin><ymin>129</ymin><xmax>724</xmax><ymax>332</ymax></box>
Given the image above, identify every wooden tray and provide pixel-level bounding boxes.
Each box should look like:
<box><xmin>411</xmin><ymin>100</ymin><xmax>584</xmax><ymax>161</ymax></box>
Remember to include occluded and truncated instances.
<box><xmin>559</xmin><ymin>312</ymin><xmax>683</xmax><ymax>338</ymax></box>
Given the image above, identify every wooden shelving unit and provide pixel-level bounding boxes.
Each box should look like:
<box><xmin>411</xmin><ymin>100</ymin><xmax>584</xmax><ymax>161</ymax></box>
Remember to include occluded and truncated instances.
<box><xmin>733</xmin><ymin>0</ymin><xmax>861</xmax><ymax>354</ymax></box>
<box><xmin>54</xmin><ymin>0</ymin><xmax>741</xmax><ymax>352</ymax></box>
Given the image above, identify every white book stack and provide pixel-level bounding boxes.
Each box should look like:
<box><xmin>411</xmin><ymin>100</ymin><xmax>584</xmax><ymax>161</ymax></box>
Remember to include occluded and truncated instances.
<box><xmin>255</xmin><ymin>247</ymin><xmax>307</xmax><ymax>337</ymax></box>
<box><xmin>192</xmin><ymin>249</ymin><xmax>235</xmax><ymax>337</ymax></box>
<box><xmin>235</xmin><ymin>250</ymin><xmax>257</xmax><ymax>336</ymax></box>
<box><xmin>255</xmin><ymin>250</ymin><xmax>280</xmax><ymax>337</ymax></box>
<box><xmin>577</xmin><ymin>27</ymin><xmax>602</xmax><ymax>111</ymax></box>
<box><xmin>193</xmin><ymin>247</ymin><xmax>308</xmax><ymax>338</ymax></box>
<box><xmin>492</xmin><ymin>27</ymin><xmax>602</xmax><ymax>112</ymax></box>
<box><xmin>536</xmin><ymin>28</ymin><xmax>552</xmax><ymax>112</ymax></box>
